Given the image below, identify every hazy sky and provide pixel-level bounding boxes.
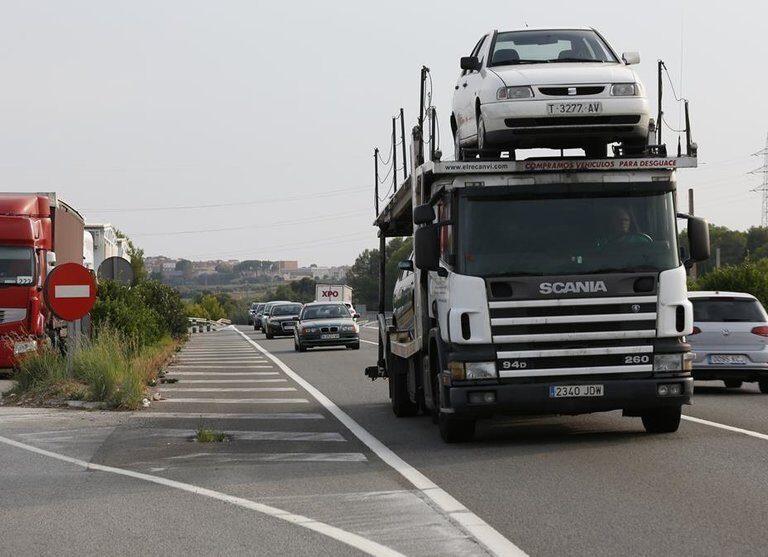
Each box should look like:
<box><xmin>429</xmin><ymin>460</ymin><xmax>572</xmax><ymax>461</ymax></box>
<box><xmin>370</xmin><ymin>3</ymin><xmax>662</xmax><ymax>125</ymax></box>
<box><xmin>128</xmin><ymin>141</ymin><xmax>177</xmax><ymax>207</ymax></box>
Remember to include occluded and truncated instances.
<box><xmin>0</xmin><ymin>1</ymin><xmax>765</xmax><ymax>266</ymax></box>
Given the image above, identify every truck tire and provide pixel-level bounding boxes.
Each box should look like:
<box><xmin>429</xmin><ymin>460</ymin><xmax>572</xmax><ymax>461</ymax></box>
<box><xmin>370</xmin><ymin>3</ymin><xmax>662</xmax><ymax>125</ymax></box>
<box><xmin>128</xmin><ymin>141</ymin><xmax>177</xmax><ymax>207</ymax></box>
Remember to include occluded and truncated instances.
<box><xmin>391</xmin><ymin>356</ymin><xmax>418</xmax><ymax>418</ymax></box>
<box><xmin>724</xmin><ymin>380</ymin><xmax>742</xmax><ymax>389</ymax></box>
<box><xmin>439</xmin><ymin>414</ymin><xmax>476</xmax><ymax>443</ymax></box>
<box><xmin>759</xmin><ymin>380</ymin><xmax>768</xmax><ymax>394</ymax></box>
<box><xmin>641</xmin><ymin>406</ymin><xmax>682</xmax><ymax>433</ymax></box>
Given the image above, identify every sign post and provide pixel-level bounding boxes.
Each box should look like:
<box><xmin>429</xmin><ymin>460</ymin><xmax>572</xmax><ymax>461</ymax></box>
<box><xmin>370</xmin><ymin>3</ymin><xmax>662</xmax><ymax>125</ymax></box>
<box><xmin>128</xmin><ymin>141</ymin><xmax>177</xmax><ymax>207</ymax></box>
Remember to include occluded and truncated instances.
<box><xmin>43</xmin><ymin>263</ymin><xmax>97</xmax><ymax>371</ymax></box>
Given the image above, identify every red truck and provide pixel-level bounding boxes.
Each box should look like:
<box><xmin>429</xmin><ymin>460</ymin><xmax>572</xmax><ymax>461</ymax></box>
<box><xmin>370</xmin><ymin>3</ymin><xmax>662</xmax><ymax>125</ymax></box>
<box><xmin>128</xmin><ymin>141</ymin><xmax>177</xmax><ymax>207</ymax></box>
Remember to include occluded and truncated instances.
<box><xmin>0</xmin><ymin>193</ymin><xmax>85</xmax><ymax>368</ymax></box>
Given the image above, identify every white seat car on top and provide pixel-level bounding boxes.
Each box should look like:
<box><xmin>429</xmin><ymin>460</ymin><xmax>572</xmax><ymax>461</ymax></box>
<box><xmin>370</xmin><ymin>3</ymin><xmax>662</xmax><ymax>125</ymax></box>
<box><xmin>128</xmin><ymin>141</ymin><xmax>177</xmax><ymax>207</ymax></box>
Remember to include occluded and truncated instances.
<box><xmin>451</xmin><ymin>27</ymin><xmax>650</xmax><ymax>159</ymax></box>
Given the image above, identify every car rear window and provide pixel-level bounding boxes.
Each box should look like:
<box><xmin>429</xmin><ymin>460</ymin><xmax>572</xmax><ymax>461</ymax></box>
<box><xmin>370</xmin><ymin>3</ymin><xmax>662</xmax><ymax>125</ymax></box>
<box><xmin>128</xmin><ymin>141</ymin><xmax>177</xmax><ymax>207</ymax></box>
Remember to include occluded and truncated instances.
<box><xmin>691</xmin><ymin>298</ymin><xmax>767</xmax><ymax>322</ymax></box>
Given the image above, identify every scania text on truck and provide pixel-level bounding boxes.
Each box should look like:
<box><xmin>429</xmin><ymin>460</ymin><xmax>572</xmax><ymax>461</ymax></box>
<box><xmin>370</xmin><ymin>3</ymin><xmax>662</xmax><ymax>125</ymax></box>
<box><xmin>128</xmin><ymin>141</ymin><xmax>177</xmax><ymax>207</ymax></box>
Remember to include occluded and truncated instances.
<box><xmin>0</xmin><ymin>193</ymin><xmax>85</xmax><ymax>368</ymax></box>
<box><xmin>365</xmin><ymin>67</ymin><xmax>710</xmax><ymax>443</ymax></box>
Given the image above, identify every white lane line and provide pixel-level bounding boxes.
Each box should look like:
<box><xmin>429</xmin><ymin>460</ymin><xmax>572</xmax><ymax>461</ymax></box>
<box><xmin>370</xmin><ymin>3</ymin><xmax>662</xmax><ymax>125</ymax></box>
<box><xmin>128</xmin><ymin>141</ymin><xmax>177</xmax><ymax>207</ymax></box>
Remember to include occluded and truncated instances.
<box><xmin>171</xmin><ymin>366</ymin><xmax>274</xmax><ymax>369</ymax></box>
<box><xmin>682</xmin><ymin>415</ymin><xmax>768</xmax><ymax>441</ymax></box>
<box><xmin>171</xmin><ymin>380</ymin><xmax>288</xmax><ymax>384</ymax></box>
<box><xmin>167</xmin><ymin>452</ymin><xmax>366</xmax><ymax>463</ymax></box>
<box><xmin>360</xmin><ymin>340</ymin><xmax>378</xmax><ymax>346</ymax></box>
<box><xmin>143</xmin><ymin>429</ymin><xmax>345</xmax><ymax>442</ymax></box>
<box><xmin>133</xmin><ymin>412</ymin><xmax>325</xmax><ymax>420</ymax></box>
<box><xmin>176</xmin><ymin>360</ymin><xmax>269</xmax><ymax>363</ymax></box>
<box><xmin>161</xmin><ymin>398</ymin><xmax>309</xmax><ymax>404</ymax></box>
<box><xmin>161</xmin><ymin>388</ymin><xmax>297</xmax><ymax>393</ymax></box>
<box><xmin>233</xmin><ymin>327</ymin><xmax>527</xmax><ymax>557</ymax></box>
<box><xmin>0</xmin><ymin>435</ymin><xmax>401</xmax><ymax>557</ymax></box>
<box><xmin>167</xmin><ymin>372</ymin><xmax>280</xmax><ymax>376</ymax></box>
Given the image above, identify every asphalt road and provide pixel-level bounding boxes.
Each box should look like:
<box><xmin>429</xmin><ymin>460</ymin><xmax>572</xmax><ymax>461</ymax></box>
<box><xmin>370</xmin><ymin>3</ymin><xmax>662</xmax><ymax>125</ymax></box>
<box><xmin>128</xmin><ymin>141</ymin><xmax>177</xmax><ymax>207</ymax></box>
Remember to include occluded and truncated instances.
<box><xmin>1</xmin><ymin>324</ymin><xmax>766</xmax><ymax>556</ymax></box>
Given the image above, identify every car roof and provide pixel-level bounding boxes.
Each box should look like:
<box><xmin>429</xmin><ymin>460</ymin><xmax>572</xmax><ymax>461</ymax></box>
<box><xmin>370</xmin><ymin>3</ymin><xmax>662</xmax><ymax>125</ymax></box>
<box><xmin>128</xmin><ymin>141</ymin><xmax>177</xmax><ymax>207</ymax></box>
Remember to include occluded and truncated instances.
<box><xmin>688</xmin><ymin>291</ymin><xmax>758</xmax><ymax>300</ymax></box>
<box><xmin>304</xmin><ymin>301</ymin><xmax>346</xmax><ymax>307</ymax></box>
<box><xmin>493</xmin><ymin>26</ymin><xmax>594</xmax><ymax>34</ymax></box>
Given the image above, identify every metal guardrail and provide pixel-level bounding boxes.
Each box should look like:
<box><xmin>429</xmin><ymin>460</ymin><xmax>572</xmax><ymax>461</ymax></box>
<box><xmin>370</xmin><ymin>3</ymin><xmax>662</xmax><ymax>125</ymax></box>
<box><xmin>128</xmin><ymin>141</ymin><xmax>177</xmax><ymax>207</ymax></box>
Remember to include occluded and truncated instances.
<box><xmin>187</xmin><ymin>317</ymin><xmax>232</xmax><ymax>333</ymax></box>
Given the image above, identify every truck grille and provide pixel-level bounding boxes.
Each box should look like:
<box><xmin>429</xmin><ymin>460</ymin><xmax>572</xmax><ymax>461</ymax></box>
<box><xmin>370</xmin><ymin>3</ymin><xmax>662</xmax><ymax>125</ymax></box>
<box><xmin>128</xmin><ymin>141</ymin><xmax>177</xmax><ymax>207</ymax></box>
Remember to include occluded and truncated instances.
<box><xmin>490</xmin><ymin>296</ymin><xmax>656</xmax><ymax>378</ymax></box>
<box><xmin>0</xmin><ymin>308</ymin><xmax>27</xmax><ymax>324</ymax></box>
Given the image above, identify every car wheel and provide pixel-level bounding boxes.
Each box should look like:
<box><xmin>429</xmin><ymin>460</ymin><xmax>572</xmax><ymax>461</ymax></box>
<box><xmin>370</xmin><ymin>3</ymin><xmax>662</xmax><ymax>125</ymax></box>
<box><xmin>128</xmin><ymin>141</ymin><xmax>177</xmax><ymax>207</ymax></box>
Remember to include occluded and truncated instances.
<box><xmin>477</xmin><ymin>113</ymin><xmax>488</xmax><ymax>150</ymax></box>
<box><xmin>253</xmin><ymin>324</ymin><xmax>258</xmax><ymax>331</ymax></box>
<box><xmin>759</xmin><ymin>380</ymin><xmax>768</xmax><ymax>394</ymax></box>
<box><xmin>454</xmin><ymin>131</ymin><xmax>464</xmax><ymax>161</ymax></box>
<box><xmin>724</xmin><ymin>380</ymin><xmax>743</xmax><ymax>389</ymax></box>
<box><xmin>265</xmin><ymin>331</ymin><xmax>274</xmax><ymax>339</ymax></box>
<box><xmin>641</xmin><ymin>406</ymin><xmax>682</xmax><ymax>433</ymax></box>
<box><xmin>622</xmin><ymin>137</ymin><xmax>647</xmax><ymax>157</ymax></box>
<box><xmin>584</xmin><ymin>142</ymin><xmax>607</xmax><ymax>158</ymax></box>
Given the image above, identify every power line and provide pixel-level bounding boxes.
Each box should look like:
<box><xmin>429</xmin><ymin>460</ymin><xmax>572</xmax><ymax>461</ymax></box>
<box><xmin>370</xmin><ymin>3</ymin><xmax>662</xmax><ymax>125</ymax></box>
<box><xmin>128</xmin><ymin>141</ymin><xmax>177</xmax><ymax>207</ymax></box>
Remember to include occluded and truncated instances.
<box><xmin>133</xmin><ymin>209</ymin><xmax>366</xmax><ymax>237</ymax></box>
<box><xmin>84</xmin><ymin>186</ymin><xmax>368</xmax><ymax>213</ymax></box>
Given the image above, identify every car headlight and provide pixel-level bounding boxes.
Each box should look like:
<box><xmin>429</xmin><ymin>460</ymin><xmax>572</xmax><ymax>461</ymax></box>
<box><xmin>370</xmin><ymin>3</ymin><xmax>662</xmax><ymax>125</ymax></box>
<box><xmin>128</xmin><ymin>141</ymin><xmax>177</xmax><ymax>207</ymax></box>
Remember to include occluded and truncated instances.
<box><xmin>497</xmin><ymin>86</ymin><xmax>534</xmax><ymax>100</ymax></box>
<box><xmin>341</xmin><ymin>325</ymin><xmax>359</xmax><ymax>332</ymax></box>
<box><xmin>653</xmin><ymin>354</ymin><xmax>684</xmax><ymax>372</ymax></box>
<box><xmin>301</xmin><ymin>327</ymin><xmax>318</xmax><ymax>334</ymax></box>
<box><xmin>610</xmin><ymin>83</ymin><xmax>639</xmax><ymax>96</ymax></box>
<box><xmin>448</xmin><ymin>361</ymin><xmax>497</xmax><ymax>380</ymax></box>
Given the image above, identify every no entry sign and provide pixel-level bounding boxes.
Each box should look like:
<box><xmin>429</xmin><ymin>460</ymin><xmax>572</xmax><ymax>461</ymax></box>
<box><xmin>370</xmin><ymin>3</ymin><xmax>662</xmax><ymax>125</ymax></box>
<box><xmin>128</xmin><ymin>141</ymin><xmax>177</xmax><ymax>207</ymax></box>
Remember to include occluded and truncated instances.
<box><xmin>43</xmin><ymin>263</ymin><xmax>97</xmax><ymax>321</ymax></box>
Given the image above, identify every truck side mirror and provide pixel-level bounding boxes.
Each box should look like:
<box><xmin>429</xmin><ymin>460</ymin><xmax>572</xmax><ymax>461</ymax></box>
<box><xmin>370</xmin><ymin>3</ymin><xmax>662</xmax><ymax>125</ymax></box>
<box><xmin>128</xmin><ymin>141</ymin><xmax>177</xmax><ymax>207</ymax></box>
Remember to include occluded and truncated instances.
<box><xmin>687</xmin><ymin>216</ymin><xmax>710</xmax><ymax>262</ymax></box>
<box><xmin>414</xmin><ymin>224</ymin><xmax>440</xmax><ymax>271</ymax></box>
<box><xmin>398</xmin><ymin>260</ymin><xmax>414</xmax><ymax>272</ymax></box>
<box><xmin>46</xmin><ymin>252</ymin><xmax>56</xmax><ymax>270</ymax></box>
<box><xmin>413</xmin><ymin>204</ymin><xmax>435</xmax><ymax>225</ymax></box>
<box><xmin>460</xmin><ymin>56</ymin><xmax>481</xmax><ymax>71</ymax></box>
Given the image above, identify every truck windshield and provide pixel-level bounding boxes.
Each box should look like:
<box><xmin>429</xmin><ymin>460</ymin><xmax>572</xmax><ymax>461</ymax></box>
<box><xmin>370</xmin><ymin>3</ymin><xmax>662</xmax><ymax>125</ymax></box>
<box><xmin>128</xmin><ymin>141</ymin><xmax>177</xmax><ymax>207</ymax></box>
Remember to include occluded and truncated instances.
<box><xmin>458</xmin><ymin>192</ymin><xmax>679</xmax><ymax>277</ymax></box>
<box><xmin>0</xmin><ymin>246</ymin><xmax>35</xmax><ymax>285</ymax></box>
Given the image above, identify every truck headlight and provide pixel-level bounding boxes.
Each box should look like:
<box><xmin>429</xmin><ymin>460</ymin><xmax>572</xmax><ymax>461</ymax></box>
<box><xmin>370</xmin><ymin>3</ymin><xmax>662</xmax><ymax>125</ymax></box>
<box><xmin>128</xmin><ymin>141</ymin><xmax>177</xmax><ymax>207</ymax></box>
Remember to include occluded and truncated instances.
<box><xmin>653</xmin><ymin>354</ymin><xmax>683</xmax><ymax>372</ymax></box>
<box><xmin>448</xmin><ymin>361</ymin><xmax>497</xmax><ymax>380</ymax></box>
<box><xmin>14</xmin><ymin>340</ymin><xmax>37</xmax><ymax>355</ymax></box>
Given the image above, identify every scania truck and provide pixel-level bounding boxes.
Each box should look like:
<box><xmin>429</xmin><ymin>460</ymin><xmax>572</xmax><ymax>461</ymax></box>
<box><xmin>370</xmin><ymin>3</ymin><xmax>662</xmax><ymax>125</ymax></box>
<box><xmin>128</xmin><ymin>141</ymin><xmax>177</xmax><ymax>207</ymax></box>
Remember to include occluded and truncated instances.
<box><xmin>0</xmin><ymin>193</ymin><xmax>85</xmax><ymax>368</ymax></box>
<box><xmin>366</xmin><ymin>103</ymin><xmax>709</xmax><ymax>444</ymax></box>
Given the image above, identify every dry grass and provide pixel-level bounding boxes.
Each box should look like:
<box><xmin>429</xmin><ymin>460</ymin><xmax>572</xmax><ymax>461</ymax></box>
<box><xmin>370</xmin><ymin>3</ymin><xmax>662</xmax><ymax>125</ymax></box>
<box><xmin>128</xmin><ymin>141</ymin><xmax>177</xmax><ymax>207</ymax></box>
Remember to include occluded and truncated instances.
<box><xmin>9</xmin><ymin>328</ymin><xmax>182</xmax><ymax>410</ymax></box>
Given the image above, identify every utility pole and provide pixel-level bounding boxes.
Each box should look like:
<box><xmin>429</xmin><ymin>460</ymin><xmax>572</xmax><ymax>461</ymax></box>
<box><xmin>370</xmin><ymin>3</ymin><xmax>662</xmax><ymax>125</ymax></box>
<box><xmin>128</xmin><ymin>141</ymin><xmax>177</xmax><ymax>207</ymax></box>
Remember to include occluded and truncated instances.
<box><xmin>750</xmin><ymin>133</ymin><xmax>768</xmax><ymax>227</ymax></box>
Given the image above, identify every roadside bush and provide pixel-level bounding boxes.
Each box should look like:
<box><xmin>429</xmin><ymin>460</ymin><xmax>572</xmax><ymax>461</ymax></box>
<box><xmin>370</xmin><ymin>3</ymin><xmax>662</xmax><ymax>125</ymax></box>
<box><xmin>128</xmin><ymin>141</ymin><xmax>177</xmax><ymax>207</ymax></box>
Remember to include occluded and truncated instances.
<box><xmin>691</xmin><ymin>259</ymin><xmax>768</xmax><ymax>307</ymax></box>
<box><xmin>92</xmin><ymin>279</ymin><xmax>187</xmax><ymax>348</ymax></box>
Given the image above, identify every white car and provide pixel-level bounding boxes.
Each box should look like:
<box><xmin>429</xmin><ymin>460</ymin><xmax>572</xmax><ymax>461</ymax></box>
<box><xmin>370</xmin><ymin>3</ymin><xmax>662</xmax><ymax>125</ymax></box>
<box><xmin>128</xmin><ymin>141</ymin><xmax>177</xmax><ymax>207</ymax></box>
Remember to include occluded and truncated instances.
<box><xmin>451</xmin><ymin>28</ymin><xmax>650</xmax><ymax>159</ymax></box>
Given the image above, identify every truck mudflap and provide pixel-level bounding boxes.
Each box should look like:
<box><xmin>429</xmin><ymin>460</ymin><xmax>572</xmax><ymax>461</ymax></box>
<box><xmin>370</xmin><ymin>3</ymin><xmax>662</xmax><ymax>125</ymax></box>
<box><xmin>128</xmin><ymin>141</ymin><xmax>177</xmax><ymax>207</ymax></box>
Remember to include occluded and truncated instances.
<box><xmin>445</xmin><ymin>376</ymin><xmax>693</xmax><ymax>418</ymax></box>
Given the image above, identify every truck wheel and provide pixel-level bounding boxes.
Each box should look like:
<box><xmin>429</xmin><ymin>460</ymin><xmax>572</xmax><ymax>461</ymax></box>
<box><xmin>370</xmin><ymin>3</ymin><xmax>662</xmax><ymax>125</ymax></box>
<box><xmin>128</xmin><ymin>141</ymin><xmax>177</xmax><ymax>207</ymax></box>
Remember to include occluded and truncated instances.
<box><xmin>724</xmin><ymin>380</ymin><xmax>743</xmax><ymax>389</ymax></box>
<box><xmin>641</xmin><ymin>406</ymin><xmax>682</xmax><ymax>434</ymax></box>
<box><xmin>439</xmin><ymin>415</ymin><xmax>475</xmax><ymax>443</ymax></box>
<box><xmin>391</xmin><ymin>366</ymin><xmax>418</xmax><ymax>418</ymax></box>
<box><xmin>759</xmin><ymin>380</ymin><xmax>768</xmax><ymax>394</ymax></box>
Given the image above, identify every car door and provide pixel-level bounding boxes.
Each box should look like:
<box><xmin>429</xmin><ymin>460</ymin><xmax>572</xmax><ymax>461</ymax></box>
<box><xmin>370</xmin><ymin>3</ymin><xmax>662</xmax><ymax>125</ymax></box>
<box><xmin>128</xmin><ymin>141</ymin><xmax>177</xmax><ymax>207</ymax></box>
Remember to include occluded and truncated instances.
<box><xmin>460</xmin><ymin>34</ymin><xmax>494</xmax><ymax>144</ymax></box>
<box><xmin>454</xmin><ymin>35</ymin><xmax>487</xmax><ymax>143</ymax></box>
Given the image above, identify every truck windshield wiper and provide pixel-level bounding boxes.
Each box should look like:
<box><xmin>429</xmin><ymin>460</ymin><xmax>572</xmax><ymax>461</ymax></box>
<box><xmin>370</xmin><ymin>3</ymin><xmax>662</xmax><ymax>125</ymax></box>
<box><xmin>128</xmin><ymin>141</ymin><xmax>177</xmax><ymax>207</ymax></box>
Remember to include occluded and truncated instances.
<box><xmin>588</xmin><ymin>266</ymin><xmax>658</xmax><ymax>273</ymax></box>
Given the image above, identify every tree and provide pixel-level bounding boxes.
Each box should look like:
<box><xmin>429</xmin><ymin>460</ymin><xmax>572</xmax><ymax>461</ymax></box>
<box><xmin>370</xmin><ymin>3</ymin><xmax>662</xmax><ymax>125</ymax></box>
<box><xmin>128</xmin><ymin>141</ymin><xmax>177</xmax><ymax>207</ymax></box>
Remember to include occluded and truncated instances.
<box><xmin>696</xmin><ymin>226</ymin><xmax>746</xmax><ymax>275</ymax></box>
<box><xmin>124</xmin><ymin>240</ymin><xmax>147</xmax><ymax>283</ymax></box>
<box><xmin>347</xmin><ymin>238</ymin><xmax>413</xmax><ymax>311</ymax></box>
<box><xmin>175</xmin><ymin>259</ymin><xmax>194</xmax><ymax>280</ymax></box>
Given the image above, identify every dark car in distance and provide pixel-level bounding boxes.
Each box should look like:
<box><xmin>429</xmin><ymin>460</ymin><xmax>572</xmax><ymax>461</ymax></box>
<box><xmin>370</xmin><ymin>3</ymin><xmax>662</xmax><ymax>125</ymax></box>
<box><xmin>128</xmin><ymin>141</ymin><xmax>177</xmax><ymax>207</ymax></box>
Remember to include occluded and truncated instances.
<box><xmin>264</xmin><ymin>302</ymin><xmax>303</xmax><ymax>339</ymax></box>
<box><xmin>294</xmin><ymin>302</ymin><xmax>360</xmax><ymax>351</ymax></box>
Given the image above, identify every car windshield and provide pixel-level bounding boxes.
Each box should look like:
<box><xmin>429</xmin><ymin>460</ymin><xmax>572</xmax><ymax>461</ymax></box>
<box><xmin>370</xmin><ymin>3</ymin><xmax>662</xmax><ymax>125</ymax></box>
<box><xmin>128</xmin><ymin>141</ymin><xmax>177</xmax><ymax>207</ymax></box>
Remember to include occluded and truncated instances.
<box><xmin>458</xmin><ymin>192</ymin><xmax>679</xmax><ymax>277</ymax></box>
<box><xmin>301</xmin><ymin>305</ymin><xmax>350</xmax><ymax>320</ymax></box>
<box><xmin>0</xmin><ymin>246</ymin><xmax>35</xmax><ymax>285</ymax></box>
<box><xmin>271</xmin><ymin>304</ymin><xmax>302</xmax><ymax>316</ymax></box>
<box><xmin>490</xmin><ymin>29</ymin><xmax>617</xmax><ymax>66</ymax></box>
<box><xmin>691</xmin><ymin>298</ymin><xmax>767</xmax><ymax>322</ymax></box>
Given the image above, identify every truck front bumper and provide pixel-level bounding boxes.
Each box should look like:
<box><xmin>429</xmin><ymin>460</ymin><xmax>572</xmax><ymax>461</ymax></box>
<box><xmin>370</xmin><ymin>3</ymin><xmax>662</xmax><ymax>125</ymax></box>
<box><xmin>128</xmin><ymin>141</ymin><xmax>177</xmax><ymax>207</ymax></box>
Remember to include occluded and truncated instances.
<box><xmin>445</xmin><ymin>375</ymin><xmax>693</xmax><ymax>418</ymax></box>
